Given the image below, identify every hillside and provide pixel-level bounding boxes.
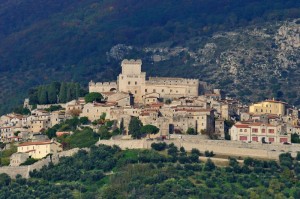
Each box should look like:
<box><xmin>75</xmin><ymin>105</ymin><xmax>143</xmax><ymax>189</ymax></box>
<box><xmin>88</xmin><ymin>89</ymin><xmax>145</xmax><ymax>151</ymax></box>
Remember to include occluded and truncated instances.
<box><xmin>0</xmin><ymin>0</ymin><xmax>300</xmax><ymax>114</ymax></box>
<box><xmin>0</xmin><ymin>144</ymin><xmax>300</xmax><ymax>198</ymax></box>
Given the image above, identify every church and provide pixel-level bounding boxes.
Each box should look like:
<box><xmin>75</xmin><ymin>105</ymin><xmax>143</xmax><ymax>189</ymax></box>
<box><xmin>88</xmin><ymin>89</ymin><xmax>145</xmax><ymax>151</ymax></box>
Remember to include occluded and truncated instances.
<box><xmin>89</xmin><ymin>59</ymin><xmax>200</xmax><ymax>103</ymax></box>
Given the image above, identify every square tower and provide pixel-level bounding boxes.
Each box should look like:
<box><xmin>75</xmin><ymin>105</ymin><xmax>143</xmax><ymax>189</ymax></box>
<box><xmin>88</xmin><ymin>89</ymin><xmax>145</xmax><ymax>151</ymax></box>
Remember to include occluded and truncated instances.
<box><xmin>118</xmin><ymin>59</ymin><xmax>146</xmax><ymax>103</ymax></box>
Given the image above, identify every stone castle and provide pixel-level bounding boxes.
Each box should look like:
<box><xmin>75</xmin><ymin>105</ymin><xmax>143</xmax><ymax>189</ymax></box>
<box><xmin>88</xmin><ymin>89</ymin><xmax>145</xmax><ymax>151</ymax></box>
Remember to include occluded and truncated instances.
<box><xmin>89</xmin><ymin>59</ymin><xmax>199</xmax><ymax>103</ymax></box>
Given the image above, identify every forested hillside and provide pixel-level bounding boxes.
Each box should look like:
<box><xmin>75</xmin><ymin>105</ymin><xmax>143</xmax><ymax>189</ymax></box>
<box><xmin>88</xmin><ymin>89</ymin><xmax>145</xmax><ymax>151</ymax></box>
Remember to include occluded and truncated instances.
<box><xmin>0</xmin><ymin>0</ymin><xmax>300</xmax><ymax>114</ymax></box>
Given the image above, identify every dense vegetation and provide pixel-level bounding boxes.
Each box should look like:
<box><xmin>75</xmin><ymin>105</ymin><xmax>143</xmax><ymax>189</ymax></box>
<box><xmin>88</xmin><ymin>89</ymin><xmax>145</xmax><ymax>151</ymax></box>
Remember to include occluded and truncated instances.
<box><xmin>0</xmin><ymin>144</ymin><xmax>299</xmax><ymax>198</ymax></box>
<box><xmin>0</xmin><ymin>0</ymin><xmax>300</xmax><ymax>114</ymax></box>
<box><xmin>0</xmin><ymin>144</ymin><xmax>17</xmax><ymax>166</ymax></box>
<box><xmin>28</xmin><ymin>82</ymin><xmax>86</xmax><ymax>105</ymax></box>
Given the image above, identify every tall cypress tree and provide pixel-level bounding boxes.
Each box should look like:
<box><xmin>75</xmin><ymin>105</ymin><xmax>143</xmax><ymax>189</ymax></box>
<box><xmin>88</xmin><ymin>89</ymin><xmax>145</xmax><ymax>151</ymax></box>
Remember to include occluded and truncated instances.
<box><xmin>75</xmin><ymin>83</ymin><xmax>80</xmax><ymax>99</ymax></box>
<box><xmin>39</xmin><ymin>86</ymin><xmax>48</xmax><ymax>104</ymax></box>
<box><xmin>59</xmin><ymin>82</ymin><xmax>67</xmax><ymax>103</ymax></box>
<box><xmin>48</xmin><ymin>83</ymin><xmax>57</xmax><ymax>104</ymax></box>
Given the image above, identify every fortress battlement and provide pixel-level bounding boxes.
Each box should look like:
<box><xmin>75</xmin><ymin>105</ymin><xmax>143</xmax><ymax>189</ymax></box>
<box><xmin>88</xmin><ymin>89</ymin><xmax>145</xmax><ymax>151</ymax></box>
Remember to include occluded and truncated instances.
<box><xmin>90</xmin><ymin>59</ymin><xmax>200</xmax><ymax>101</ymax></box>
<box><xmin>147</xmin><ymin>77</ymin><xmax>199</xmax><ymax>85</ymax></box>
<box><xmin>121</xmin><ymin>59</ymin><xmax>142</xmax><ymax>65</ymax></box>
<box><xmin>89</xmin><ymin>81</ymin><xmax>117</xmax><ymax>86</ymax></box>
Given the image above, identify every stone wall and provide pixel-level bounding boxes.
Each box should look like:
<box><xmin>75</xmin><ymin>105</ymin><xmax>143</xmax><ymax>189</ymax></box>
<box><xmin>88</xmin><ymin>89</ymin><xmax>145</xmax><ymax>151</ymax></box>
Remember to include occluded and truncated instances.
<box><xmin>0</xmin><ymin>148</ymin><xmax>88</xmax><ymax>179</ymax></box>
<box><xmin>89</xmin><ymin>81</ymin><xmax>118</xmax><ymax>93</ymax></box>
<box><xmin>97</xmin><ymin>139</ymin><xmax>300</xmax><ymax>160</ymax></box>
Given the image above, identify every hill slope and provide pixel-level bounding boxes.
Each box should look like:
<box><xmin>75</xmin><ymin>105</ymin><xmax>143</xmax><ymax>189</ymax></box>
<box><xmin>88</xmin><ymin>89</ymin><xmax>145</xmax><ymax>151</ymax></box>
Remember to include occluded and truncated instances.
<box><xmin>0</xmin><ymin>0</ymin><xmax>300</xmax><ymax>113</ymax></box>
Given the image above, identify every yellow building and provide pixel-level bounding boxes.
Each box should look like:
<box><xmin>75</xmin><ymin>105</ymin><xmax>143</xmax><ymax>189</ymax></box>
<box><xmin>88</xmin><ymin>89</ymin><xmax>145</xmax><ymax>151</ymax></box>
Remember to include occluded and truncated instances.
<box><xmin>17</xmin><ymin>140</ymin><xmax>62</xmax><ymax>159</ymax></box>
<box><xmin>249</xmin><ymin>99</ymin><xmax>287</xmax><ymax>116</ymax></box>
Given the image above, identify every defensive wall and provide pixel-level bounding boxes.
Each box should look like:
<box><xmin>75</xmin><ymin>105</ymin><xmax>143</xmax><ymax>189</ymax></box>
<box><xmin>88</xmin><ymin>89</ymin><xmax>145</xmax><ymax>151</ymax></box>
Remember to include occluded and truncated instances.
<box><xmin>0</xmin><ymin>148</ymin><xmax>89</xmax><ymax>179</ymax></box>
<box><xmin>147</xmin><ymin>77</ymin><xmax>199</xmax><ymax>85</ymax></box>
<box><xmin>97</xmin><ymin>139</ymin><xmax>300</xmax><ymax>160</ymax></box>
<box><xmin>89</xmin><ymin>81</ymin><xmax>118</xmax><ymax>93</ymax></box>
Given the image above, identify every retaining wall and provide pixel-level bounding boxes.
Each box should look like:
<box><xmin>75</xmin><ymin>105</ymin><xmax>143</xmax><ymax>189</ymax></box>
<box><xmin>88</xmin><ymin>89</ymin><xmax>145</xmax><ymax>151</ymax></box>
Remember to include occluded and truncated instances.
<box><xmin>0</xmin><ymin>148</ymin><xmax>88</xmax><ymax>179</ymax></box>
<box><xmin>98</xmin><ymin>139</ymin><xmax>300</xmax><ymax>160</ymax></box>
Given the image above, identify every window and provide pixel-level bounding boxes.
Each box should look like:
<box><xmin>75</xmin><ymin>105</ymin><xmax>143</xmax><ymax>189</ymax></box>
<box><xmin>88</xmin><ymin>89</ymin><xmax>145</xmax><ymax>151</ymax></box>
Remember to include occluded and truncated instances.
<box><xmin>135</xmin><ymin>90</ymin><xmax>137</xmax><ymax>94</ymax></box>
<box><xmin>262</xmin><ymin>129</ymin><xmax>266</xmax><ymax>133</ymax></box>
<box><xmin>252</xmin><ymin>128</ymin><xmax>258</xmax><ymax>133</ymax></box>
<box><xmin>145</xmin><ymin>89</ymin><xmax>147</xmax><ymax>92</ymax></box>
<box><xmin>268</xmin><ymin>129</ymin><xmax>274</xmax><ymax>133</ymax></box>
<box><xmin>153</xmin><ymin>89</ymin><xmax>156</xmax><ymax>92</ymax></box>
<box><xmin>244</xmin><ymin>129</ymin><xmax>247</xmax><ymax>132</ymax></box>
<box><xmin>240</xmin><ymin>129</ymin><xmax>243</xmax><ymax>132</ymax></box>
<box><xmin>128</xmin><ymin>81</ymin><xmax>131</xmax><ymax>85</ymax></box>
<box><xmin>135</xmin><ymin>81</ymin><xmax>137</xmax><ymax>85</ymax></box>
<box><xmin>240</xmin><ymin>136</ymin><xmax>247</xmax><ymax>141</ymax></box>
<box><xmin>162</xmin><ymin>89</ymin><xmax>164</xmax><ymax>92</ymax></box>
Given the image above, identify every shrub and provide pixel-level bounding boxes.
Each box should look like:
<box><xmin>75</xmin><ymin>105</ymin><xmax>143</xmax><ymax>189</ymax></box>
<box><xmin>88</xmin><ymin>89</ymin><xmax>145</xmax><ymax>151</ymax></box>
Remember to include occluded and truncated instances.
<box><xmin>151</xmin><ymin>142</ymin><xmax>167</xmax><ymax>151</ymax></box>
<box><xmin>20</xmin><ymin>158</ymin><xmax>39</xmax><ymax>166</ymax></box>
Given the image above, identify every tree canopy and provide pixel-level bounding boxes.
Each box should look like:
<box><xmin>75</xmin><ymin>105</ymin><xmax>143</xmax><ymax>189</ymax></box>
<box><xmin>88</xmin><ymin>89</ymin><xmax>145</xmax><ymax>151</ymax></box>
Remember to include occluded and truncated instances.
<box><xmin>129</xmin><ymin>117</ymin><xmax>143</xmax><ymax>139</ymax></box>
<box><xmin>84</xmin><ymin>92</ymin><xmax>103</xmax><ymax>103</ymax></box>
<box><xmin>141</xmin><ymin>124</ymin><xmax>159</xmax><ymax>137</ymax></box>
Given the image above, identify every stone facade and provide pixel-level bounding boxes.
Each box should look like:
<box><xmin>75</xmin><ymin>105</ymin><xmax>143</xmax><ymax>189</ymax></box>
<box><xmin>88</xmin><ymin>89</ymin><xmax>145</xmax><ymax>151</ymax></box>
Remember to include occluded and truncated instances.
<box><xmin>10</xmin><ymin>153</ymin><xmax>29</xmax><ymax>166</ymax></box>
<box><xmin>89</xmin><ymin>59</ymin><xmax>200</xmax><ymax>103</ymax></box>
<box><xmin>18</xmin><ymin>140</ymin><xmax>63</xmax><ymax>159</ymax></box>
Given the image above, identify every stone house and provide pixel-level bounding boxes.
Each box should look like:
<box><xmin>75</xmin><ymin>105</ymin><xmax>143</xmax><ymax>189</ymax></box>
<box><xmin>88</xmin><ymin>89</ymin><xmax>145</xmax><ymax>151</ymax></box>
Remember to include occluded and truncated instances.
<box><xmin>18</xmin><ymin>140</ymin><xmax>63</xmax><ymax>159</ymax></box>
<box><xmin>80</xmin><ymin>102</ymin><xmax>116</xmax><ymax>121</ymax></box>
<box><xmin>10</xmin><ymin>153</ymin><xmax>29</xmax><ymax>166</ymax></box>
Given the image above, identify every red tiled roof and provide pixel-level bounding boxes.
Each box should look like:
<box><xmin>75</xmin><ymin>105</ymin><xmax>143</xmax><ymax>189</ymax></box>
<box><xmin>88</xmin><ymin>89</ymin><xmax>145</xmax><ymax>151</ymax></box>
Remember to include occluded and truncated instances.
<box><xmin>19</xmin><ymin>141</ymin><xmax>52</xmax><ymax>147</ymax></box>
<box><xmin>234</xmin><ymin>124</ymin><xmax>250</xmax><ymax>128</ymax></box>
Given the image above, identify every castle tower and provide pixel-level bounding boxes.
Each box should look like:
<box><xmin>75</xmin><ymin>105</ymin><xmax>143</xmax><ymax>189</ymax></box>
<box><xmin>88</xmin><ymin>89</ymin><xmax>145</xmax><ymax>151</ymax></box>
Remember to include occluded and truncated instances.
<box><xmin>117</xmin><ymin>59</ymin><xmax>146</xmax><ymax>103</ymax></box>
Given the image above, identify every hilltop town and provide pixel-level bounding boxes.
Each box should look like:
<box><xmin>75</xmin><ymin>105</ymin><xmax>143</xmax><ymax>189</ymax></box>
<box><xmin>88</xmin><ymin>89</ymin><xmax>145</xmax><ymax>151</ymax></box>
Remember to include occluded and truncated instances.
<box><xmin>1</xmin><ymin>59</ymin><xmax>300</xmax><ymax>169</ymax></box>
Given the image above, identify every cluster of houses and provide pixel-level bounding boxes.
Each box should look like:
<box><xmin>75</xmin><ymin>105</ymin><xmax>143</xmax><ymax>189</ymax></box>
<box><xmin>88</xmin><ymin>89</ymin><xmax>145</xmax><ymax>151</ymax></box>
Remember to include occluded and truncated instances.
<box><xmin>1</xmin><ymin>59</ymin><xmax>300</xmax><ymax>165</ymax></box>
<box><xmin>230</xmin><ymin>99</ymin><xmax>299</xmax><ymax>144</ymax></box>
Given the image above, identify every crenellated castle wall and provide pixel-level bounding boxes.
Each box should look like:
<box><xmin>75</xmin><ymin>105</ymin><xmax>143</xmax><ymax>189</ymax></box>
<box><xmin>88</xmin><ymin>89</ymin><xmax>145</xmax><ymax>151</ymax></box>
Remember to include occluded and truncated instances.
<box><xmin>89</xmin><ymin>81</ymin><xmax>118</xmax><ymax>93</ymax></box>
<box><xmin>89</xmin><ymin>59</ymin><xmax>200</xmax><ymax>103</ymax></box>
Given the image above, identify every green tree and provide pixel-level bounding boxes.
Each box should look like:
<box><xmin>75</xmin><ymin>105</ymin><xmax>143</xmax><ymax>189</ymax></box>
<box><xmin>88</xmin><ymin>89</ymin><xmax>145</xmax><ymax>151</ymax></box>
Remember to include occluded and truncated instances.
<box><xmin>79</xmin><ymin>117</ymin><xmax>89</xmax><ymax>125</ymax></box>
<box><xmin>59</xmin><ymin>82</ymin><xmax>67</xmax><ymax>103</ymax></box>
<box><xmin>98</xmin><ymin>126</ymin><xmax>111</xmax><ymax>140</ymax></box>
<box><xmin>48</xmin><ymin>83</ymin><xmax>57</xmax><ymax>104</ymax></box>
<box><xmin>75</xmin><ymin>83</ymin><xmax>81</xmax><ymax>99</ymax></box>
<box><xmin>141</xmin><ymin>124</ymin><xmax>159</xmax><ymax>138</ymax></box>
<box><xmin>38</xmin><ymin>86</ymin><xmax>48</xmax><ymax>104</ymax></box>
<box><xmin>84</xmin><ymin>92</ymin><xmax>103</xmax><ymax>103</ymax></box>
<box><xmin>129</xmin><ymin>117</ymin><xmax>143</xmax><ymax>139</ymax></box>
<box><xmin>186</xmin><ymin>128</ymin><xmax>197</xmax><ymax>135</ymax></box>
<box><xmin>291</xmin><ymin>133</ymin><xmax>300</xmax><ymax>143</ymax></box>
<box><xmin>0</xmin><ymin>173</ymin><xmax>10</xmax><ymax>186</ymax></box>
<box><xmin>204</xmin><ymin>158</ymin><xmax>216</xmax><ymax>171</ymax></box>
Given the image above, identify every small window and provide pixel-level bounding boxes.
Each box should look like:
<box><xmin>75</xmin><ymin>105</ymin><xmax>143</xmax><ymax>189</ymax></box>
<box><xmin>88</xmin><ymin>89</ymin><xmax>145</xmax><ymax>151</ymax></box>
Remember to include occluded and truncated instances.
<box><xmin>135</xmin><ymin>90</ymin><xmax>137</xmax><ymax>94</ymax></box>
<box><xmin>135</xmin><ymin>81</ymin><xmax>137</xmax><ymax>85</ymax></box>
<box><xmin>128</xmin><ymin>81</ymin><xmax>131</xmax><ymax>85</ymax></box>
<box><xmin>145</xmin><ymin>89</ymin><xmax>147</xmax><ymax>92</ymax></box>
